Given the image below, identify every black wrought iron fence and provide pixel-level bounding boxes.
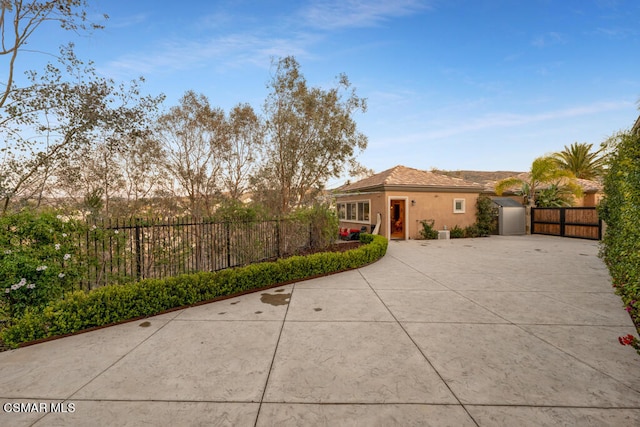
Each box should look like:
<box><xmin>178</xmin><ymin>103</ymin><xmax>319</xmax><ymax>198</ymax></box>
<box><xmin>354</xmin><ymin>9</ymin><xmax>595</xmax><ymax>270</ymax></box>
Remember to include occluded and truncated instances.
<box><xmin>77</xmin><ymin>217</ymin><xmax>312</xmax><ymax>290</ymax></box>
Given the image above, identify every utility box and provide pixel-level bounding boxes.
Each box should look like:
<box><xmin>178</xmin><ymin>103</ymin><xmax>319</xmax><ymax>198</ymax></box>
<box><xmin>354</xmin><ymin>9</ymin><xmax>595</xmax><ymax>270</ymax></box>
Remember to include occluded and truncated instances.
<box><xmin>492</xmin><ymin>198</ymin><xmax>526</xmax><ymax>235</ymax></box>
<box><xmin>438</xmin><ymin>230</ymin><xmax>450</xmax><ymax>240</ymax></box>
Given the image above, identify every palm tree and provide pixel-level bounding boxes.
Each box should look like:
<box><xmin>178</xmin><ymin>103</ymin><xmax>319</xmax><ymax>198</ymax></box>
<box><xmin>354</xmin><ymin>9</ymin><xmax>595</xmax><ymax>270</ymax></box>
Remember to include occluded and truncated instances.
<box><xmin>552</xmin><ymin>142</ymin><xmax>604</xmax><ymax>180</ymax></box>
<box><xmin>495</xmin><ymin>156</ymin><xmax>583</xmax><ymax>207</ymax></box>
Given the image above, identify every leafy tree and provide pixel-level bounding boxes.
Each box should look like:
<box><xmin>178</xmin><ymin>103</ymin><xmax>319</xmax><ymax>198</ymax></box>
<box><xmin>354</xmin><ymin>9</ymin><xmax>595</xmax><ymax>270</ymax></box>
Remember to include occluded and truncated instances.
<box><xmin>256</xmin><ymin>56</ymin><xmax>368</xmax><ymax>215</ymax></box>
<box><xmin>120</xmin><ymin>135</ymin><xmax>167</xmax><ymax>214</ymax></box>
<box><xmin>157</xmin><ymin>91</ymin><xmax>228</xmax><ymax>217</ymax></box>
<box><xmin>0</xmin><ymin>0</ymin><xmax>107</xmax><ymax>109</ymax></box>
<box><xmin>552</xmin><ymin>142</ymin><xmax>605</xmax><ymax>180</ymax></box>
<box><xmin>1</xmin><ymin>46</ymin><xmax>163</xmax><ymax>213</ymax></box>
<box><xmin>221</xmin><ymin>103</ymin><xmax>264</xmax><ymax>201</ymax></box>
<box><xmin>535</xmin><ymin>184</ymin><xmax>575</xmax><ymax>207</ymax></box>
<box><xmin>57</xmin><ymin>140</ymin><xmax>125</xmax><ymax>218</ymax></box>
<box><xmin>495</xmin><ymin>156</ymin><xmax>582</xmax><ymax>207</ymax></box>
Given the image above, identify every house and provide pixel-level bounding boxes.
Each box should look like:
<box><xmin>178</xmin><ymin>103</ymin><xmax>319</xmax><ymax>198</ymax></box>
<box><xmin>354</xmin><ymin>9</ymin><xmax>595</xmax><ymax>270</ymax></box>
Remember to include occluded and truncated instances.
<box><xmin>438</xmin><ymin>170</ymin><xmax>603</xmax><ymax>207</ymax></box>
<box><xmin>480</xmin><ymin>173</ymin><xmax>603</xmax><ymax>207</ymax></box>
<box><xmin>333</xmin><ymin>165</ymin><xmax>484</xmax><ymax>240</ymax></box>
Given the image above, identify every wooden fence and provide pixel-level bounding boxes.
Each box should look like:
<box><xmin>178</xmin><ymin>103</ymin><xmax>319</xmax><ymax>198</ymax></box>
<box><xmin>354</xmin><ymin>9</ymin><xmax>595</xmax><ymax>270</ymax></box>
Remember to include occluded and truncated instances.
<box><xmin>531</xmin><ymin>207</ymin><xmax>601</xmax><ymax>240</ymax></box>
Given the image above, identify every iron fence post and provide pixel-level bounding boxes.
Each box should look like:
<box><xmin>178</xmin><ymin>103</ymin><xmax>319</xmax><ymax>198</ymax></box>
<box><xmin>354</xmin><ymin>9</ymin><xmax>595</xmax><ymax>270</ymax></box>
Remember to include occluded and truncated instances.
<box><xmin>276</xmin><ymin>219</ymin><xmax>281</xmax><ymax>258</ymax></box>
<box><xmin>226</xmin><ymin>221</ymin><xmax>231</xmax><ymax>268</ymax></box>
<box><xmin>135</xmin><ymin>219</ymin><xmax>142</xmax><ymax>280</ymax></box>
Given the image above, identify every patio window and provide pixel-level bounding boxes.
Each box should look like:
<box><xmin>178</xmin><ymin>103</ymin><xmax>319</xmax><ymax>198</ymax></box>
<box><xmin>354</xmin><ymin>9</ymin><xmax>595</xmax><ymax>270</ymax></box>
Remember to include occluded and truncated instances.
<box><xmin>337</xmin><ymin>200</ymin><xmax>370</xmax><ymax>223</ymax></box>
<box><xmin>453</xmin><ymin>198</ymin><xmax>466</xmax><ymax>213</ymax></box>
<box><xmin>347</xmin><ymin>203</ymin><xmax>356</xmax><ymax>221</ymax></box>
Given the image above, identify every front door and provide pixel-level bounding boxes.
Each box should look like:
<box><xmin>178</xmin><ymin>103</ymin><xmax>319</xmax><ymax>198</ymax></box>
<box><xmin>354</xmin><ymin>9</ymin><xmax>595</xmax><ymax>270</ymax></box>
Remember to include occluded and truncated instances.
<box><xmin>390</xmin><ymin>200</ymin><xmax>405</xmax><ymax>239</ymax></box>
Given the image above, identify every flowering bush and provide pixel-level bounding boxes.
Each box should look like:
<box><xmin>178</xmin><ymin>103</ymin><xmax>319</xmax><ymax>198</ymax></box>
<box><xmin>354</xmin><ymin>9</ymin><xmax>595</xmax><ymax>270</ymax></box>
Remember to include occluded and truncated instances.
<box><xmin>0</xmin><ymin>210</ymin><xmax>85</xmax><ymax>319</ymax></box>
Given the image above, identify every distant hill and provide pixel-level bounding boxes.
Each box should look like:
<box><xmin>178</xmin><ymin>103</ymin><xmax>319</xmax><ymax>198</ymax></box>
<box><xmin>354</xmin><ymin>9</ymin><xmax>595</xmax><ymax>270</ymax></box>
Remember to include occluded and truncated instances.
<box><xmin>433</xmin><ymin>170</ymin><xmax>523</xmax><ymax>186</ymax></box>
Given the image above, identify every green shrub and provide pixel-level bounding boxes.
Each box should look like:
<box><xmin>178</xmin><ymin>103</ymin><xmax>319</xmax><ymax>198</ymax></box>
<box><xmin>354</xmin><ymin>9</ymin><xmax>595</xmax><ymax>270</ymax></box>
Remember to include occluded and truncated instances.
<box><xmin>419</xmin><ymin>219</ymin><xmax>438</xmax><ymax>239</ymax></box>
<box><xmin>475</xmin><ymin>194</ymin><xmax>497</xmax><ymax>236</ymax></box>
<box><xmin>598</xmin><ymin>129</ymin><xmax>640</xmax><ymax>354</ymax></box>
<box><xmin>210</xmin><ymin>199</ymin><xmax>267</xmax><ymax>222</ymax></box>
<box><xmin>359</xmin><ymin>233</ymin><xmax>374</xmax><ymax>244</ymax></box>
<box><xmin>1</xmin><ymin>235</ymin><xmax>388</xmax><ymax>347</ymax></box>
<box><xmin>288</xmin><ymin>204</ymin><xmax>339</xmax><ymax>249</ymax></box>
<box><xmin>449</xmin><ymin>225</ymin><xmax>465</xmax><ymax>238</ymax></box>
<box><xmin>463</xmin><ymin>225</ymin><xmax>480</xmax><ymax>238</ymax></box>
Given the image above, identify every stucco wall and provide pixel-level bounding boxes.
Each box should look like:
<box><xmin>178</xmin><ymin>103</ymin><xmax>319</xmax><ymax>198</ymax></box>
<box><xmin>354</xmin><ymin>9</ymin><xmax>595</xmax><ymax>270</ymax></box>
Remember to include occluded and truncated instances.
<box><xmin>393</xmin><ymin>191</ymin><xmax>479</xmax><ymax>239</ymax></box>
<box><xmin>336</xmin><ymin>192</ymin><xmax>385</xmax><ymax>236</ymax></box>
<box><xmin>337</xmin><ymin>190</ymin><xmax>480</xmax><ymax>240</ymax></box>
<box><xmin>575</xmin><ymin>192</ymin><xmax>601</xmax><ymax>207</ymax></box>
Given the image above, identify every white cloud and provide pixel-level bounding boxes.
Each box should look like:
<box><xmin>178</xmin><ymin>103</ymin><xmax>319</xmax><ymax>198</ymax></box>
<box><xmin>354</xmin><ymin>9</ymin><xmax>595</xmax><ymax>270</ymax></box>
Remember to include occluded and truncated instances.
<box><xmin>100</xmin><ymin>31</ymin><xmax>317</xmax><ymax>79</ymax></box>
<box><xmin>109</xmin><ymin>13</ymin><xmax>148</xmax><ymax>29</ymax></box>
<box><xmin>532</xmin><ymin>31</ymin><xmax>566</xmax><ymax>48</ymax></box>
<box><xmin>392</xmin><ymin>100</ymin><xmax>634</xmax><ymax>142</ymax></box>
<box><xmin>299</xmin><ymin>0</ymin><xmax>433</xmax><ymax>30</ymax></box>
<box><xmin>594</xmin><ymin>27</ymin><xmax>637</xmax><ymax>39</ymax></box>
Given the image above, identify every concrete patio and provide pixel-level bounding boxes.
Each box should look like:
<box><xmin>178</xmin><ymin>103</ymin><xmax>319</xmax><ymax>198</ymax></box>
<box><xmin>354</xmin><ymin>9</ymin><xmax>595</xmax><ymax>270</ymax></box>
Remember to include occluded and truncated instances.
<box><xmin>1</xmin><ymin>235</ymin><xmax>639</xmax><ymax>426</ymax></box>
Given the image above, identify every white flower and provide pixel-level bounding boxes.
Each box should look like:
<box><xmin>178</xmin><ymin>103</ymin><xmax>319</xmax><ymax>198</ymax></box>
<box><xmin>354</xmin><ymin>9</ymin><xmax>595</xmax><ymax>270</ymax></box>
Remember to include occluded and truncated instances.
<box><xmin>91</xmin><ymin>225</ymin><xmax>97</xmax><ymax>230</ymax></box>
<box><xmin>11</xmin><ymin>284</ymin><xmax>19</xmax><ymax>290</ymax></box>
<box><xmin>27</xmin><ymin>283</ymin><xmax>35</xmax><ymax>289</ymax></box>
<box><xmin>58</xmin><ymin>273</ymin><xmax>65</xmax><ymax>278</ymax></box>
<box><xmin>62</xmin><ymin>233</ymin><xmax>68</xmax><ymax>238</ymax></box>
<box><xmin>114</xmin><ymin>229</ymin><xmax>119</xmax><ymax>234</ymax></box>
<box><xmin>4</xmin><ymin>288</ymin><xmax>10</xmax><ymax>294</ymax></box>
<box><xmin>18</xmin><ymin>278</ymin><xmax>26</xmax><ymax>286</ymax></box>
<box><xmin>55</xmin><ymin>243</ymin><xmax>61</xmax><ymax>250</ymax></box>
<box><xmin>63</xmin><ymin>254</ymin><xmax>71</xmax><ymax>260</ymax></box>
<box><xmin>4</xmin><ymin>249</ymin><xmax>11</xmax><ymax>255</ymax></box>
<box><xmin>36</xmin><ymin>265</ymin><xmax>48</xmax><ymax>271</ymax></box>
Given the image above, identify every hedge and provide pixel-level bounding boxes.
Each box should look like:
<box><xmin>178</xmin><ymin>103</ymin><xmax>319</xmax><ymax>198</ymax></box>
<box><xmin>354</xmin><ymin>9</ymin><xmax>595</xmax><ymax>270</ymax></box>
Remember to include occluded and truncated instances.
<box><xmin>1</xmin><ymin>234</ymin><xmax>387</xmax><ymax>347</ymax></box>
<box><xmin>598</xmin><ymin>129</ymin><xmax>640</xmax><ymax>353</ymax></box>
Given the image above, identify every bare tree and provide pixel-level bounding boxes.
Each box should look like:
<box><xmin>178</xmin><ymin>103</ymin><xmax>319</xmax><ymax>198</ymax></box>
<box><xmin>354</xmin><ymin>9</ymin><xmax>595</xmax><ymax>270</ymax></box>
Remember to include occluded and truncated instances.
<box><xmin>158</xmin><ymin>91</ymin><xmax>229</xmax><ymax>217</ymax></box>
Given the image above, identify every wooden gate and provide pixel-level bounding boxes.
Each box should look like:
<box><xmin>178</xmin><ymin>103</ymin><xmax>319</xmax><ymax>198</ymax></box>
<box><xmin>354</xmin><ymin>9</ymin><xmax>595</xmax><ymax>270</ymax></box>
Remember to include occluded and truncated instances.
<box><xmin>531</xmin><ymin>207</ymin><xmax>601</xmax><ymax>240</ymax></box>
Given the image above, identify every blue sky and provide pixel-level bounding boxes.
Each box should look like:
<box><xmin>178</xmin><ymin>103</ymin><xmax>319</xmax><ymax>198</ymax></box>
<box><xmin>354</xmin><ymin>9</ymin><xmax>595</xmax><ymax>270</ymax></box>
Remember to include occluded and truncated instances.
<box><xmin>20</xmin><ymin>0</ymin><xmax>640</xmax><ymax>185</ymax></box>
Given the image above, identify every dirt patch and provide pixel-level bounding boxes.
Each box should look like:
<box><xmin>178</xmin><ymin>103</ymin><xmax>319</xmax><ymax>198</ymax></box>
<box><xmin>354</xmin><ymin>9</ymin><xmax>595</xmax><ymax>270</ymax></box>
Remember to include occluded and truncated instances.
<box><xmin>260</xmin><ymin>292</ymin><xmax>291</xmax><ymax>306</ymax></box>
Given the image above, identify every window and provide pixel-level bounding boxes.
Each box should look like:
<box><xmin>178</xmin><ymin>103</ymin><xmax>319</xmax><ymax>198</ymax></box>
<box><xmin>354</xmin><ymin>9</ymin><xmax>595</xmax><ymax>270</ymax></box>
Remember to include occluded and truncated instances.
<box><xmin>347</xmin><ymin>203</ymin><xmax>356</xmax><ymax>220</ymax></box>
<box><xmin>358</xmin><ymin>201</ymin><xmax>370</xmax><ymax>221</ymax></box>
<box><xmin>453</xmin><ymin>198</ymin><xmax>465</xmax><ymax>213</ymax></box>
<box><xmin>337</xmin><ymin>200</ymin><xmax>370</xmax><ymax>223</ymax></box>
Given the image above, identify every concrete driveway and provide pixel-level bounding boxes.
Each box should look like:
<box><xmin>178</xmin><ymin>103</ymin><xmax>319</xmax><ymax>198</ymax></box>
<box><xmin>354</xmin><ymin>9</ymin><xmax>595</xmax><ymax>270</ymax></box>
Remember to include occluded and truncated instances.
<box><xmin>1</xmin><ymin>235</ymin><xmax>639</xmax><ymax>426</ymax></box>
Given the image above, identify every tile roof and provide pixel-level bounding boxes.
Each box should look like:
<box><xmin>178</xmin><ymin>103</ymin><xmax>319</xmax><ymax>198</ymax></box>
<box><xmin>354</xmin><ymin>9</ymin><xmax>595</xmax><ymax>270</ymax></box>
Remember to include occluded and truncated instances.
<box><xmin>337</xmin><ymin>165</ymin><xmax>483</xmax><ymax>192</ymax></box>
